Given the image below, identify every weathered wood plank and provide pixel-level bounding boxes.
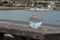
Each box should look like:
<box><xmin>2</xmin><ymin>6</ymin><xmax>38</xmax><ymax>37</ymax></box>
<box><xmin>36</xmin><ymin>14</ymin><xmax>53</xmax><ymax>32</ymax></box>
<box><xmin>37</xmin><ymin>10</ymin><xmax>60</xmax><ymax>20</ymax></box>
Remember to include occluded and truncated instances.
<box><xmin>0</xmin><ymin>20</ymin><xmax>60</xmax><ymax>40</ymax></box>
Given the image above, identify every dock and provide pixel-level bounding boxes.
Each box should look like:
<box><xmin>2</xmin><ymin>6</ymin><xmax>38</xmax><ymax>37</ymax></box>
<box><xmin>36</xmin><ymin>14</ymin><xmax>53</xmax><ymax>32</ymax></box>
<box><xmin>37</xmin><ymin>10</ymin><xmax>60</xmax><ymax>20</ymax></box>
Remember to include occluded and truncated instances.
<box><xmin>0</xmin><ymin>20</ymin><xmax>60</xmax><ymax>40</ymax></box>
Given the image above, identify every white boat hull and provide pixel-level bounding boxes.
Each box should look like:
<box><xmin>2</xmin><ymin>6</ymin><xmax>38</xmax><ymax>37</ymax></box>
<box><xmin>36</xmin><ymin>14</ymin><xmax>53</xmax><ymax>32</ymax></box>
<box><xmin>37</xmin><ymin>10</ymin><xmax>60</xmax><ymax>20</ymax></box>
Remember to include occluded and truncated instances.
<box><xmin>30</xmin><ymin>8</ymin><xmax>49</xmax><ymax>11</ymax></box>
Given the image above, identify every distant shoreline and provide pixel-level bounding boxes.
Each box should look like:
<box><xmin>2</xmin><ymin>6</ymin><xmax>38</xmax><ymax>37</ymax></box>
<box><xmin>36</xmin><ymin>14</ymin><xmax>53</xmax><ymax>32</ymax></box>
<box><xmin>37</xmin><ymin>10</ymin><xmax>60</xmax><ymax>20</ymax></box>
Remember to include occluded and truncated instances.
<box><xmin>0</xmin><ymin>6</ymin><xmax>30</xmax><ymax>10</ymax></box>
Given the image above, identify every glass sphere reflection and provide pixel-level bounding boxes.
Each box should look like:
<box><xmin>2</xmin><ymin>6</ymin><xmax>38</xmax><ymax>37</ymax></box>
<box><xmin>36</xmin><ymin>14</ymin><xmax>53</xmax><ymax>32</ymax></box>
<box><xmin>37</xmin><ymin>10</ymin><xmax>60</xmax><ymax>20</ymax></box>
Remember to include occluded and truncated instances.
<box><xmin>28</xmin><ymin>14</ymin><xmax>43</xmax><ymax>29</ymax></box>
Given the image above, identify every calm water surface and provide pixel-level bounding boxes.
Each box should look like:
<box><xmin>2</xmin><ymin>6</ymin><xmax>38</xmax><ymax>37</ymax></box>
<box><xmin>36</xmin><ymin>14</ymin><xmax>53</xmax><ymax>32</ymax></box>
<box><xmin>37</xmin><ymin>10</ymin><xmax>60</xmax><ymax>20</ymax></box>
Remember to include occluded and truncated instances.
<box><xmin>0</xmin><ymin>10</ymin><xmax>60</xmax><ymax>25</ymax></box>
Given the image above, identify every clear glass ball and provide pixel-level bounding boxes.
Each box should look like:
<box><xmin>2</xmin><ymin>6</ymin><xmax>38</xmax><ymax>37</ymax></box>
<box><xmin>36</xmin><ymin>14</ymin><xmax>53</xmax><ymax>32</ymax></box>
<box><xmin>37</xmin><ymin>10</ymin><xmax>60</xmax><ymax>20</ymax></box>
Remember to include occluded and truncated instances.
<box><xmin>28</xmin><ymin>14</ymin><xmax>43</xmax><ymax>29</ymax></box>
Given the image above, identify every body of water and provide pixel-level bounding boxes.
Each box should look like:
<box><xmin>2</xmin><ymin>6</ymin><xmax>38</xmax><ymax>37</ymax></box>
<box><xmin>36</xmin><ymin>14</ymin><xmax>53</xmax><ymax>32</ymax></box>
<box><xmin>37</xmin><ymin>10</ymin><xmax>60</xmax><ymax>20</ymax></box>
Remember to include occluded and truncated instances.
<box><xmin>0</xmin><ymin>10</ymin><xmax>60</xmax><ymax>25</ymax></box>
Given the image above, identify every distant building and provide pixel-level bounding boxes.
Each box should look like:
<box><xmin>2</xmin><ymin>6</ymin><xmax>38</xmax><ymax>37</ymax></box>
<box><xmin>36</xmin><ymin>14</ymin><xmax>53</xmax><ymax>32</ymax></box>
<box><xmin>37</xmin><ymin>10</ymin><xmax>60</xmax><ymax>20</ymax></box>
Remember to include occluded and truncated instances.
<box><xmin>0</xmin><ymin>0</ymin><xmax>9</xmax><ymax>3</ymax></box>
<box><xmin>0</xmin><ymin>0</ymin><xmax>4</xmax><ymax>3</ymax></box>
